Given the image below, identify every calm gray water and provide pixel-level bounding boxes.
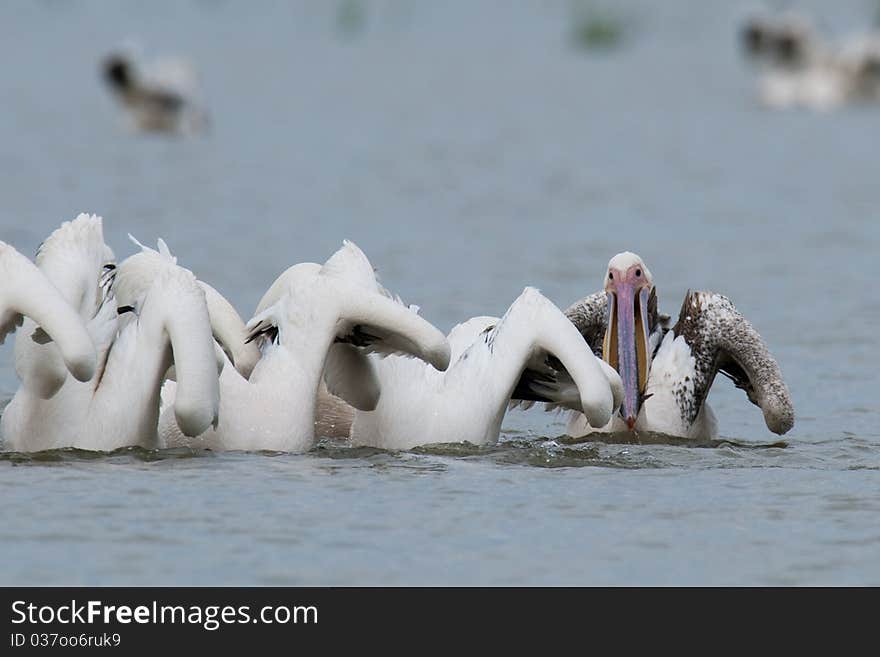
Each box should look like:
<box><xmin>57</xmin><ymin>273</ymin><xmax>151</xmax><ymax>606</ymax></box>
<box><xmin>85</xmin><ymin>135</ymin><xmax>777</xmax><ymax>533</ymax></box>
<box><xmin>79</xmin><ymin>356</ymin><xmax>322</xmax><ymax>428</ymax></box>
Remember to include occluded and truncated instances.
<box><xmin>0</xmin><ymin>0</ymin><xmax>878</xmax><ymax>585</ymax></box>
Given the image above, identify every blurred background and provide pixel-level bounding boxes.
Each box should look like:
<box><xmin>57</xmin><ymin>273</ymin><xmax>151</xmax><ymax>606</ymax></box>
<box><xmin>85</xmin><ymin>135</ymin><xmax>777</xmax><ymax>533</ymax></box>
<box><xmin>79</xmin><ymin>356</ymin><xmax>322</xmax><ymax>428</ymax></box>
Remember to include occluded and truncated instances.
<box><xmin>0</xmin><ymin>1</ymin><xmax>878</xmax><ymax>585</ymax></box>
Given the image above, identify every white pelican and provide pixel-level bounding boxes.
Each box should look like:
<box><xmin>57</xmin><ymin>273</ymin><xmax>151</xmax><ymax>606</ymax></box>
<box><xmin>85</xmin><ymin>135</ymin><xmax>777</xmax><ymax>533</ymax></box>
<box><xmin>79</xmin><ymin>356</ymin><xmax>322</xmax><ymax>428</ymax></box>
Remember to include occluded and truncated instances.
<box><xmin>564</xmin><ymin>252</ymin><xmax>794</xmax><ymax>440</ymax></box>
<box><xmin>122</xmin><ymin>238</ymin><xmax>349</xmax><ymax>438</ymax></box>
<box><xmin>102</xmin><ymin>52</ymin><xmax>208</xmax><ymax>134</ymax></box>
<box><xmin>740</xmin><ymin>11</ymin><xmax>851</xmax><ymax>111</ymax></box>
<box><xmin>349</xmin><ymin>287</ymin><xmax>623</xmax><ymax>451</ymax></box>
<box><xmin>0</xmin><ymin>214</ymin><xmax>220</xmax><ymax>452</ymax></box>
<box><xmin>0</xmin><ymin>241</ymin><xmax>96</xmax><ymax>391</ymax></box>
<box><xmin>157</xmin><ymin>241</ymin><xmax>451</xmax><ymax>453</ymax></box>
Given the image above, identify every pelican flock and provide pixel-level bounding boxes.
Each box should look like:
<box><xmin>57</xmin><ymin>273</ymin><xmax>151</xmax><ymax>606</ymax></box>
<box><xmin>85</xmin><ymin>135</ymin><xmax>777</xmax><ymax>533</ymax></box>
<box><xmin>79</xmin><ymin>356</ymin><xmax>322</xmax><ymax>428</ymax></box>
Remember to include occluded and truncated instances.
<box><xmin>1</xmin><ymin>215</ymin><xmax>220</xmax><ymax>452</ymax></box>
<box><xmin>158</xmin><ymin>241</ymin><xmax>451</xmax><ymax>452</ymax></box>
<box><xmin>0</xmin><ymin>215</ymin><xmax>794</xmax><ymax>454</ymax></box>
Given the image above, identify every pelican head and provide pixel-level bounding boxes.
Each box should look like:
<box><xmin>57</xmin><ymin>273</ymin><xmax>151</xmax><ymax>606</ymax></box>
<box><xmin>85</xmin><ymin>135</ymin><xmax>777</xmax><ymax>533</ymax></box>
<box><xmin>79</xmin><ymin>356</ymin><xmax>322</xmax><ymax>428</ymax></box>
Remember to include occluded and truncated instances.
<box><xmin>741</xmin><ymin>15</ymin><xmax>772</xmax><ymax>57</ymax></box>
<box><xmin>773</xmin><ymin>22</ymin><xmax>806</xmax><ymax>65</ymax></box>
<box><xmin>602</xmin><ymin>252</ymin><xmax>654</xmax><ymax>430</ymax></box>
<box><xmin>770</xmin><ymin>13</ymin><xmax>818</xmax><ymax>68</ymax></box>
<box><xmin>740</xmin><ymin>11</ymin><xmax>817</xmax><ymax>69</ymax></box>
<box><xmin>103</xmin><ymin>53</ymin><xmax>134</xmax><ymax>93</ymax></box>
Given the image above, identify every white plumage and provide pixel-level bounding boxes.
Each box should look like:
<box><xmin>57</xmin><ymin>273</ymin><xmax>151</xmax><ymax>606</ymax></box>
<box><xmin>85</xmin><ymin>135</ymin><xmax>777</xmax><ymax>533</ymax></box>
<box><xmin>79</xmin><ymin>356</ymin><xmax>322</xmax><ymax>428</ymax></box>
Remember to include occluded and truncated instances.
<box><xmin>0</xmin><ymin>240</ymin><xmax>96</xmax><ymax>389</ymax></box>
<box><xmin>567</xmin><ymin>330</ymin><xmax>718</xmax><ymax>439</ymax></box>
<box><xmin>1</xmin><ymin>215</ymin><xmax>220</xmax><ymax>452</ymax></box>
<box><xmin>350</xmin><ymin>287</ymin><xmax>622</xmax><ymax>451</ymax></box>
<box><xmin>158</xmin><ymin>241</ymin><xmax>451</xmax><ymax>452</ymax></box>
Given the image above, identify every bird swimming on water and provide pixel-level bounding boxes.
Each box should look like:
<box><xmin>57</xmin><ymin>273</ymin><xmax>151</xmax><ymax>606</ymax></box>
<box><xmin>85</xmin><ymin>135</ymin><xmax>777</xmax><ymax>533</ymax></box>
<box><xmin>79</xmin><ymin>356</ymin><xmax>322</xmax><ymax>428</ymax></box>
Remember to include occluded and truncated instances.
<box><xmin>102</xmin><ymin>51</ymin><xmax>208</xmax><ymax>134</ymax></box>
<box><xmin>739</xmin><ymin>9</ymin><xmax>880</xmax><ymax>111</ymax></box>
<box><xmin>559</xmin><ymin>252</ymin><xmax>794</xmax><ymax>440</ymax></box>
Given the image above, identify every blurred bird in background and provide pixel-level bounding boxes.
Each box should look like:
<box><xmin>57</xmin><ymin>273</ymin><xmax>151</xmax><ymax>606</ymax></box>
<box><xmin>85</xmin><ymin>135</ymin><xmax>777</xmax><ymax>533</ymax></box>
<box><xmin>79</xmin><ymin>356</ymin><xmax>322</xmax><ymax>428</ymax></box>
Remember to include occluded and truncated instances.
<box><xmin>101</xmin><ymin>46</ymin><xmax>209</xmax><ymax>135</ymax></box>
<box><xmin>740</xmin><ymin>7</ymin><xmax>880</xmax><ymax>111</ymax></box>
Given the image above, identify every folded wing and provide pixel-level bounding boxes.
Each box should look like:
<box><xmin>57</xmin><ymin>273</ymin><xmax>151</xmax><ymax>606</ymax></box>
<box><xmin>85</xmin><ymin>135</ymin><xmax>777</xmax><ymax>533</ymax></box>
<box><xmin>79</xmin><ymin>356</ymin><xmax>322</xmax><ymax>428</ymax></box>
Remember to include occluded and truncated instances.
<box><xmin>672</xmin><ymin>290</ymin><xmax>794</xmax><ymax>435</ymax></box>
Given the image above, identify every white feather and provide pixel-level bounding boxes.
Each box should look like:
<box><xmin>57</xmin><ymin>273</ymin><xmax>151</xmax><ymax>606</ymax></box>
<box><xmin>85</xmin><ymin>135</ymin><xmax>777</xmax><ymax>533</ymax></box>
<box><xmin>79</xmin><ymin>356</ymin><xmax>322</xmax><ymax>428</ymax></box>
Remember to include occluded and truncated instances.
<box><xmin>350</xmin><ymin>287</ymin><xmax>617</xmax><ymax>451</ymax></box>
<box><xmin>158</xmin><ymin>241</ymin><xmax>450</xmax><ymax>452</ymax></box>
<box><xmin>1</xmin><ymin>227</ymin><xmax>219</xmax><ymax>452</ymax></box>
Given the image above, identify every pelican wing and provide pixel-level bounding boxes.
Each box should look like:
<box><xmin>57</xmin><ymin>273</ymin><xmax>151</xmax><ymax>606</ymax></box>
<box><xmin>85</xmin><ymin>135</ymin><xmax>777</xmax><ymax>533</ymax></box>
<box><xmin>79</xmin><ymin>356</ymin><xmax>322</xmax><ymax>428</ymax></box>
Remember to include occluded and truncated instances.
<box><xmin>120</xmin><ymin>237</ymin><xmax>258</xmax><ymax>378</ymax></box>
<box><xmin>510</xmin><ymin>355</ymin><xmax>574</xmax><ymax>410</ymax></box>
<box><xmin>35</xmin><ymin>213</ymin><xmax>114</xmax><ymax>318</ymax></box>
<box><xmin>198</xmin><ymin>282</ymin><xmax>260</xmax><ymax>378</ymax></box>
<box><xmin>0</xmin><ymin>242</ymin><xmax>96</xmax><ymax>385</ymax></box>
<box><xmin>13</xmin><ymin>215</ymin><xmax>112</xmax><ymax>397</ymax></box>
<box><xmin>498</xmin><ymin>288</ymin><xmax>620</xmax><ymax>428</ymax></box>
<box><xmin>322</xmin><ymin>343</ymin><xmax>381</xmax><ymax>412</ymax></box>
<box><xmin>672</xmin><ymin>290</ymin><xmax>794</xmax><ymax>435</ymax></box>
<box><xmin>140</xmin><ymin>267</ymin><xmax>220</xmax><ymax>437</ymax></box>
<box><xmin>325</xmin><ymin>246</ymin><xmax>451</xmax><ymax>408</ymax></box>
<box><xmin>563</xmin><ymin>291</ymin><xmax>608</xmax><ymax>357</ymax></box>
<box><xmin>510</xmin><ymin>290</ymin><xmax>611</xmax><ymax>412</ymax></box>
<box><xmin>334</xmin><ymin>293</ymin><xmax>450</xmax><ymax>373</ymax></box>
<box><xmin>512</xmin><ymin>355</ymin><xmax>622</xmax><ymax>415</ymax></box>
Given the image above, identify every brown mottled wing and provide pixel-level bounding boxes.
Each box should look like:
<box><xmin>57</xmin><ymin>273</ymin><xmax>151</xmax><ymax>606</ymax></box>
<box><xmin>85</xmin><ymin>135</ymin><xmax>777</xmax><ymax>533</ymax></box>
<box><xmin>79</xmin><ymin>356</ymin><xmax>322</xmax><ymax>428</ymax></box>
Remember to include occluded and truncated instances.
<box><xmin>563</xmin><ymin>291</ymin><xmax>608</xmax><ymax>357</ymax></box>
<box><xmin>673</xmin><ymin>290</ymin><xmax>794</xmax><ymax>435</ymax></box>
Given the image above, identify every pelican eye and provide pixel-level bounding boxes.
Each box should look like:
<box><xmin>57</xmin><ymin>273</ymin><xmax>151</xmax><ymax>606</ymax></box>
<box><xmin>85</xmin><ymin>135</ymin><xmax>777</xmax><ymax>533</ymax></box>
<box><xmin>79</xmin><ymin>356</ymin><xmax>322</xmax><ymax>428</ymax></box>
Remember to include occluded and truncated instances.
<box><xmin>635</xmin><ymin>269</ymin><xmax>641</xmax><ymax>277</ymax></box>
<box><xmin>608</xmin><ymin>272</ymin><xmax>613</xmax><ymax>280</ymax></box>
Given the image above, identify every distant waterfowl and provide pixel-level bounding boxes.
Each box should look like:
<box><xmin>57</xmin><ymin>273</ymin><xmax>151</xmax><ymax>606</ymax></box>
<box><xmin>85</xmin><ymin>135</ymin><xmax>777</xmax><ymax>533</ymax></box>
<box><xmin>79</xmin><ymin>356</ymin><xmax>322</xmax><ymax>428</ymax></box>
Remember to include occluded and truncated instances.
<box><xmin>349</xmin><ymin>287</ymin><xmax>623</xmax><ymax>451</ymax></box>
<box><xmin>0</xmin><ymin>215</ymin><xmax>220</xmax><ymax>452</ymax></box>
<box><xmin>741</xmin><ymin>11</ymin><xmax>848</xmax><ymax>111</ymax></box>
<box><xmin>0</xmin><ymin>241</ymin><xmax>95</xmax><ymax>391</ymax></box>
<box><xmin>157</xmin><ymin>241</ymin><xmax>451</xmax><ymax>452</ymax></box>
<box><xmin>740</xmin><ymin>11</ymin><xmax>821</xmax><ymax>71</ymax></box>
<box><xmin>564</xmin><ymin>252</ymin><xmax>793</xmax><ymax>440</ymax></box>
<box><xmin>740</xmin><ymin>11</ymin><xmax>880</xmax><ymax>110</ymax></box>
<box><xmin>102</xmin><ymin>51</ymin><xmax>207</xmax><ymax>134</ymax></box>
